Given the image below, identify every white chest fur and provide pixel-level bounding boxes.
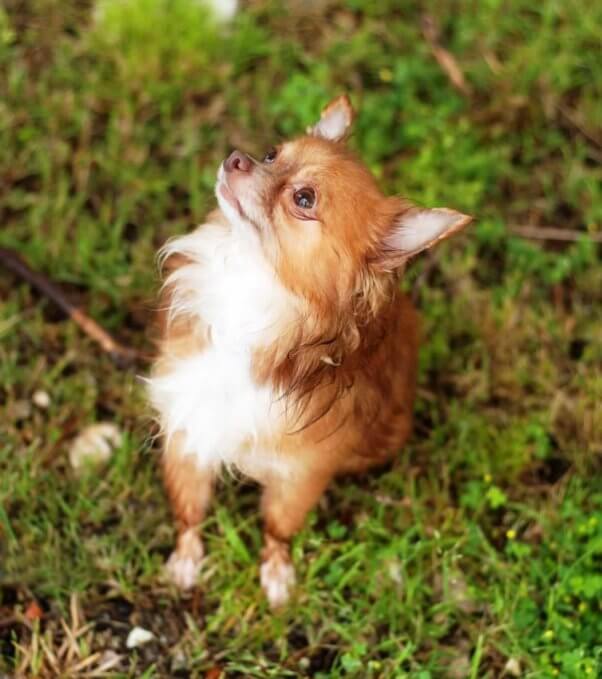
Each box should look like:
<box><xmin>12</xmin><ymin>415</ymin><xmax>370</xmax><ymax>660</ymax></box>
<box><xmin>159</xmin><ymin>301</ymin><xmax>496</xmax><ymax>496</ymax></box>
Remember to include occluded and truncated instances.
<box><xmin>147</xmin><ymin>219</ymin><xmax>297</xmax><ymax>479</ymax></box>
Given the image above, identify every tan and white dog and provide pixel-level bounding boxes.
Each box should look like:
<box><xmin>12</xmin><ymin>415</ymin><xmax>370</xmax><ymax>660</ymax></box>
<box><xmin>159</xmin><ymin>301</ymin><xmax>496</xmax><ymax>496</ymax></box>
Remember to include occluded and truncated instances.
<box><xmin>147</xmin><ymin>96</ymin><xmax>471</xmax><ymax>608</ymax></box>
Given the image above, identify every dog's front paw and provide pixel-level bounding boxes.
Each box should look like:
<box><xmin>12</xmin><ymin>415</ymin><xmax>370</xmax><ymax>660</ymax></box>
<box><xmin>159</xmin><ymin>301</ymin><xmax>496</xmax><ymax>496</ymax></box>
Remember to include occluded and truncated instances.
<box><xmin>260</xmin><ymin>554</ymin><xmax>296</xmax><ymax>608</ymax></box>
<box><xmin>166</xmin><ymin>529</ymin><xmax>204</xmax><ymax>590</ymax></box>
<box><xmin>166</xmin><ymin>552</ymin><xmax>202</xmax><ymax>590</ymax></box>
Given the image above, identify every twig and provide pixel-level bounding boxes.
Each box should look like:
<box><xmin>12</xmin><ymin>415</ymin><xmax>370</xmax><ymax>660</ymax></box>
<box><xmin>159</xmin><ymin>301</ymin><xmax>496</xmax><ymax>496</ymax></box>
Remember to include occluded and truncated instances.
<box><xmin>510</xmin><ymin>226</ymin><xmax>602</xmax><ymax>243</ymax></box>
<box><xmin>0</xmin><ymin>615</ymin><xmax>19</xmax><ymax>628</ymax></box>
<box><xmin>0</xmin><ymin>246</ymin><xmax>145</xmax><ymax>365</ymax></box>
<box><xmin>557</xmin><ymin>105</ymin><xmax>602</xmax><ymax>150</ymax></box>
<box><xmin>421</xmin><ymin>15</ymin><xmax>471</xmax><ymax>96</ymax></box>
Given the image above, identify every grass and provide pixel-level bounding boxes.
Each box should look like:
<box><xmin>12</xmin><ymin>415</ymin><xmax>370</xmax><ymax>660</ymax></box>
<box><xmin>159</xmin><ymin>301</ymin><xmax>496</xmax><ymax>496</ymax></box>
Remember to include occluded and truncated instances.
<box><xmin>0</xmin><ymin>0</ymin><xmax>601</xmax><ymax>676</ymax></box>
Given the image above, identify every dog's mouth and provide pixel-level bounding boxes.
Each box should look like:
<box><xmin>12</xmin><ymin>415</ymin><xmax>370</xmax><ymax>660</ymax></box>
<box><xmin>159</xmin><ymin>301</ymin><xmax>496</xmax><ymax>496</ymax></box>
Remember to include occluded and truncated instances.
<box><xmin>217</xmin><ymin>165</ymin><xmax>263</xmax><ymax>233</ymax></box>
<box><xmin>218</xmin><ymin>177</ymin><xmax>242</xmax><ymax>214</ymax></box>
<box><xmin>217</xmin><ymin>163</ymin><xmax>252</xmax><ymax>223</ymax></box>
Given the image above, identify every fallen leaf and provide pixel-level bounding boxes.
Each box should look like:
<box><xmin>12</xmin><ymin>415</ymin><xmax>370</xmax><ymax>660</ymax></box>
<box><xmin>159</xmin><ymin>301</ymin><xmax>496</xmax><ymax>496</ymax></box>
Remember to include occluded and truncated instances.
<box><xmin>24</xmin><ymin>600</ymin><xmax>43</xmax><ymax>621</ymax></box>
<box><xmin>205</xmin><ymin>667</ymin><xmax>224</xmax><ymax>679</ymax></box>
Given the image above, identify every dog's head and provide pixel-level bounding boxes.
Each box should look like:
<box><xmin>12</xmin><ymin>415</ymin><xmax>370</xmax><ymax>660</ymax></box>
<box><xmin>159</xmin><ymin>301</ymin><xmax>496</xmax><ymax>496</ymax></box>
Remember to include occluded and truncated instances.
<box><xmin>216</xmin><ymin>95</ymin><xmax>472</xmax><ymax>309</ymax></box>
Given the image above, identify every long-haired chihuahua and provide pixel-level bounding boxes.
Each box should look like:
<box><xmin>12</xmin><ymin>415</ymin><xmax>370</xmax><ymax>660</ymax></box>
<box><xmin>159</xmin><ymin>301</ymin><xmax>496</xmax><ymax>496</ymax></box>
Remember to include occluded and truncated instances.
<box><xmin>147</xmin><ymin>95</ymin><xmax>471</xmax><ymax>608</ymax></box>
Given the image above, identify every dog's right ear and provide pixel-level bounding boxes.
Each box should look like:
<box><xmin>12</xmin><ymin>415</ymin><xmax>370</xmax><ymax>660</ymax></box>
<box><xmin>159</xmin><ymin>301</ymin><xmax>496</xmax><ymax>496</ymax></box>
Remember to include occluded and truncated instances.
<box><xmin>371</xmin><ymin>201</ymin><xmax>473</xmax><ymax>272</ymax></box>
<box><xmin>307</xmin><ymin>95</ymin><xmax>355</xmax><ymax>142</ymax></box>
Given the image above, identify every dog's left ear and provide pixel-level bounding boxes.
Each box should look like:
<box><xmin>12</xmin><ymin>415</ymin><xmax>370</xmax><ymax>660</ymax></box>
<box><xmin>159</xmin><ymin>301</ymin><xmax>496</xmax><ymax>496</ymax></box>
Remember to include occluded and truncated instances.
<box><xmin>308</xmin><ymin>95</ymin><xmax>355</xmax><ymax>142</ymax></box>
<box><xmin>372</xmin><ymin>204</ymin><xmax>473</xmax><ymax>271</ymax></box>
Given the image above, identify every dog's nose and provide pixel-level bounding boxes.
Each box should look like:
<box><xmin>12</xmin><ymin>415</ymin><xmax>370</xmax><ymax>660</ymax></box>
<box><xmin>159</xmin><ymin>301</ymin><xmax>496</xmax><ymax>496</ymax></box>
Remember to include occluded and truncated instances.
<box><xmin>224</xmin><ymin>150</ymin><xmax>252</xmax><ymax>173</ymax></box>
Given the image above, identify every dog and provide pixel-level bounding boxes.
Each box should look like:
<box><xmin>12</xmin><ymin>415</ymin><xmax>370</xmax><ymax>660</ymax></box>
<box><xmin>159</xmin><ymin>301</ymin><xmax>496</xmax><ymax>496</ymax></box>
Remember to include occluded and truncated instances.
<box><xmin>147</xmin><ymin>95</ymin><xmax>472</xmax><ymax>608</ymax></box>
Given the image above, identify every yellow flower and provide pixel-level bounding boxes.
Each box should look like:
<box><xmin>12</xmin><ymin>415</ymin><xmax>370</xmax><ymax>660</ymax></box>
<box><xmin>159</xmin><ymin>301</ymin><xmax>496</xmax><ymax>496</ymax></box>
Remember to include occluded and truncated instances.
<box><xmin>506</xmin><ymin>529</ymin><xmax>517</xmax><ymax>540</ymax></box>
<box><xmin>379</xmin><ymin>68</ymin><xmax>393</xmax><ymax>82</ymax></box>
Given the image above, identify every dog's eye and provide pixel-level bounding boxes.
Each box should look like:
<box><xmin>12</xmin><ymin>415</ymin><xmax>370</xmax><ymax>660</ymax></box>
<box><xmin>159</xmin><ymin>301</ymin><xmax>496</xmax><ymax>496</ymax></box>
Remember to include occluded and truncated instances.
<box><xmin>263</xmin><ymin>147</ymin><xmax>278</xmax><ymax>163</ymax></box>
<box><xmin>293</xmin><ymin>188</ymin><xmax>316</xmax><ymax>209</ymax></box>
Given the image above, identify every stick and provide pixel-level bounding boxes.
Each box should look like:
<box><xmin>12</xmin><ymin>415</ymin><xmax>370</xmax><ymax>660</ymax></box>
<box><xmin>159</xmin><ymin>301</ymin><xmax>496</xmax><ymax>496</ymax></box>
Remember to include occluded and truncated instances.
<box><xmin>509</xmin><ymin>226</ymin><xmax>602</xmax><ymax>243</ymax></box>
<box><xmin>0</xmin><ymin>247</ymin><xmax>145</xmax><ymax>364</ymax></box>
<box><xmin>0</xmin><ymin>615</ymin><xmax>19</xmax><ymax>629</ymax></box>
<box><xmin>422</xmin><ymin>15</ymin><xmax>471</xmax><ymax>97</ymax></box>
<box><xmin>557</xmin><ymin>105</ymin><xmax>602</xmax><ymax>151</ymax></box>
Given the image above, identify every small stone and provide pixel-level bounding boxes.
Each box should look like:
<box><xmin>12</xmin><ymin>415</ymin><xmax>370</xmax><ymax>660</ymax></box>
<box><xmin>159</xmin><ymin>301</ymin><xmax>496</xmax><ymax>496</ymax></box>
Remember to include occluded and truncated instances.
<box><xmin>204</xmin><ymin>0</ymin><xmax>238</xmax><ymax>22</ymax></box>
<box><xmin>69</xmin><ymin>422</ymin><xmax>123</xmax><ymax>473</ymax></box>
<box><xmin>126</xmin><ymin>626</ymin><xmax>154</xmax><ymax>649</ymax></box>
<box><xmin>504</xmin><ymin>657</ymin><xmax>521</xmax><ymax>677</ymax></box>
<box><xmin>32</xmin><ymin>390</ymin><xmax>51</xmax><ymax>409</ymax></box>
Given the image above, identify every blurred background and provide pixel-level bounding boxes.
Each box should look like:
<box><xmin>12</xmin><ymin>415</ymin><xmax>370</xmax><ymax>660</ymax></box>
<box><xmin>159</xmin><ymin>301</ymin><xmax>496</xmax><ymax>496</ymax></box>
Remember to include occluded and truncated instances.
<box><xmin>0</xmin><ymin>1</ymin><xmax>600</xmax><ymax>677</ymax></box>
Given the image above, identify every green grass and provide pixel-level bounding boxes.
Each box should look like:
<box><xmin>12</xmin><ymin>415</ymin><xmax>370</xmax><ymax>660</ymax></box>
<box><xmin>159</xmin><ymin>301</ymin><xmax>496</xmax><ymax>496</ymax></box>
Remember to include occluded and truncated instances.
<box><xmin>1</xmin><ymin>0</ymin><xmax>601</xmax><ymax>676</ymax></box>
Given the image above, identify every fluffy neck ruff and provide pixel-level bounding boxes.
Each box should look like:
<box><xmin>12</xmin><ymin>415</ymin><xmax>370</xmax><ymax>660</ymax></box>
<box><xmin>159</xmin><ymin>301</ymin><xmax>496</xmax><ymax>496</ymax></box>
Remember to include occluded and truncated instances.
<box><xmin>157</xmin><ymin>210</ymin><xmax>398</xmax><ymax>432</ymax></box>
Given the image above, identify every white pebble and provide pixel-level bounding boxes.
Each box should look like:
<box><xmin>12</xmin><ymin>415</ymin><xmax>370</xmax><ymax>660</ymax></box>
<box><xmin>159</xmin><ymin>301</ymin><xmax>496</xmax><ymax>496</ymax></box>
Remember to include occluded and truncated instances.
<box><xmin>32</xmin><ymin>390</ymin><xmax>51</xmax><ymax>409</ymax></box>
<box><xmin>126</xmin><ymin>626</ymin><xmax>154</xmax><ymax>649</ymax></box>
<box><xmin>203</xmin><ymin>0</ymin><xmax>238</xmax><ymax>21</ymax></box>
<box><xmin>69</xmin><ymin>422</ymin><xmax>123</xmax><ymax>472</ymax></box>
<box><xmin>504</xmin><ymin>658</ymin><xmax>522</xmax><ymax>677</ymax></box>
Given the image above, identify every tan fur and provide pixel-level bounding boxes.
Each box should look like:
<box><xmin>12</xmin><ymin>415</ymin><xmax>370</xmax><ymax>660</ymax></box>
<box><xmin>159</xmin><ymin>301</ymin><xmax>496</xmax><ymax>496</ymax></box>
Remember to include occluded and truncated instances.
<box><xmin>151</xmin><ymin>96</ymin><xmax>471</xmax><ymax>606</ymax></box>
<box><xmin>162</xmin><ymin>432</ymin><xmax>213</xmax><ymax>589</ymax></box>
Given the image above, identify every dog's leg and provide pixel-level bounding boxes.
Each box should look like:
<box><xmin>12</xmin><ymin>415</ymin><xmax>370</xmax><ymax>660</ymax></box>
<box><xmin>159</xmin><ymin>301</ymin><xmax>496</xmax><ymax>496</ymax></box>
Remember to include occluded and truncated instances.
<box><xmin>162</xmin><ymin>433</ymin><xmax>214</xmax><ymax>590</ymax></box>
<box><xmin>260</xmin><ymin>471</ymin><xmax>330</xmax><ymax>608</ymax></box>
